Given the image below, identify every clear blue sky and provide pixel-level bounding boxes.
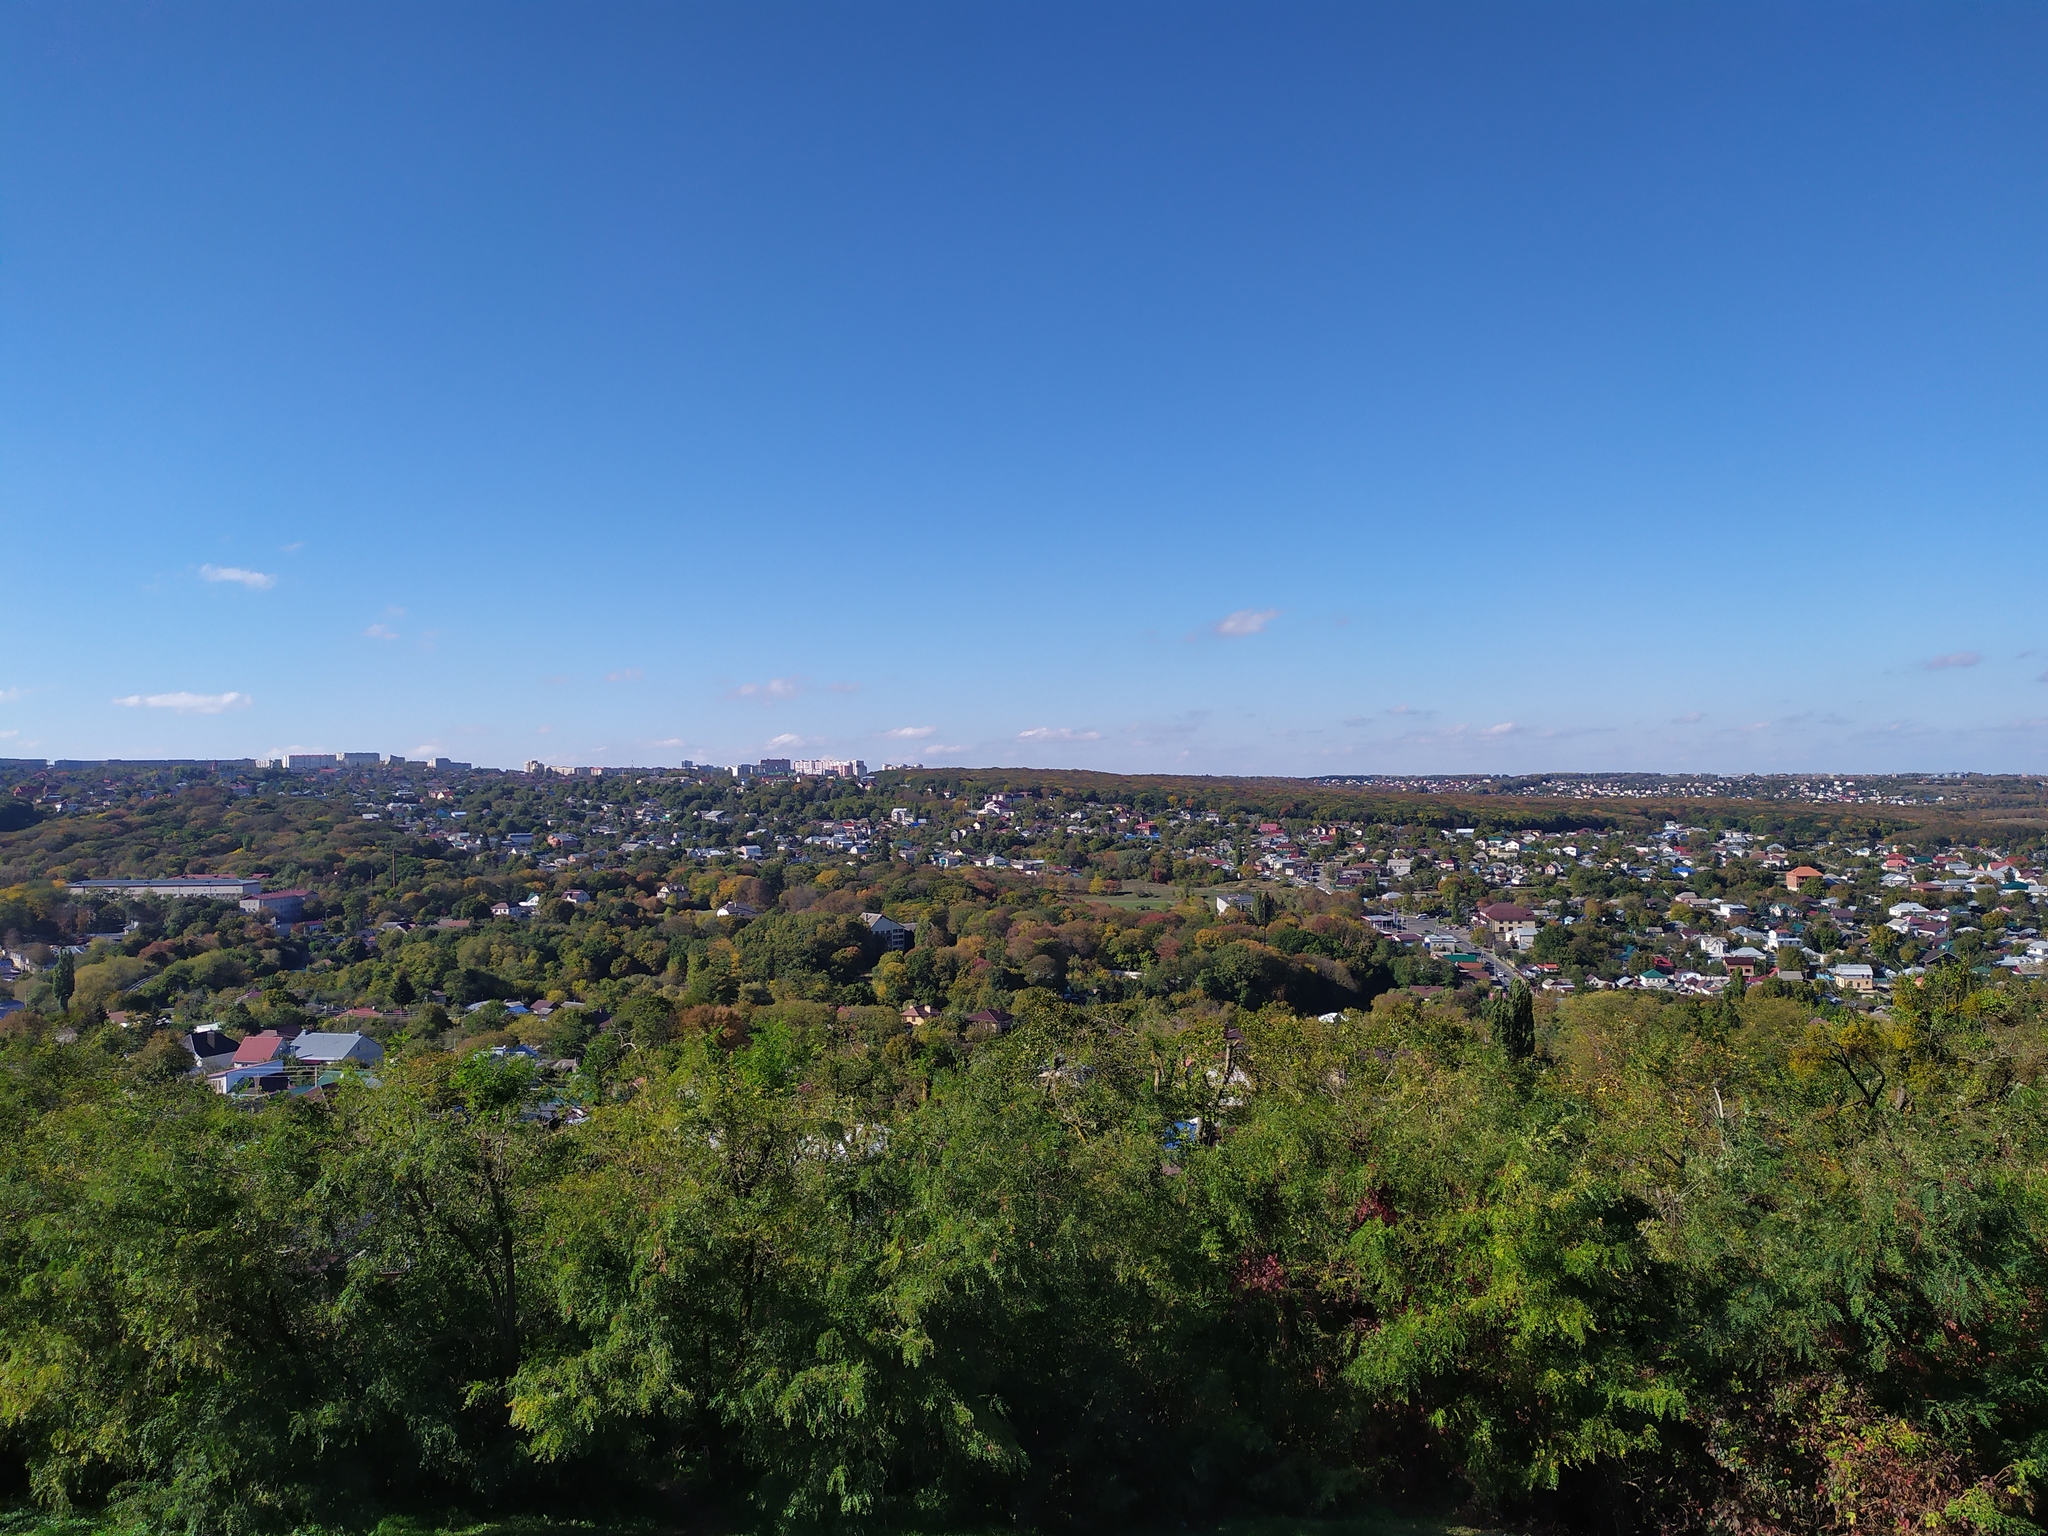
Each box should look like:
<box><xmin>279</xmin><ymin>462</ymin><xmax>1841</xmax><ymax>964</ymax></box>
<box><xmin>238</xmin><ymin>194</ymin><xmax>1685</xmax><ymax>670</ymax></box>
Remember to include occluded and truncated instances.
<box><xmin>4</xmin><ymin>2</ymin><xmax>2044</xmax><ymax>774</ymax></box>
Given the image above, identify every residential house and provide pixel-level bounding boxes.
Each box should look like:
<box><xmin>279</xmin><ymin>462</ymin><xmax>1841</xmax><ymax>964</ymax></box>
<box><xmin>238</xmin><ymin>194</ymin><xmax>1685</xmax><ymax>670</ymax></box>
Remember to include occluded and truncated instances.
<box><xmin>232</xmin><ymin>1030</ymin><xmax>293</xmax><ymax>1066</ymax></box>
<box><xmin>184</xmin><ymin>1026</ymin><xmax>237</xmax><ymax>1074</ymax></box>
<box><xmin>290</xmin><ymin>1032</ymin><xmax>385</xmax><ymax>1069</ymax></box>
<box><xmin>1722</xmin><ymin>947</ymin><xmax>1768</xmax><ymax>979</ymax></box>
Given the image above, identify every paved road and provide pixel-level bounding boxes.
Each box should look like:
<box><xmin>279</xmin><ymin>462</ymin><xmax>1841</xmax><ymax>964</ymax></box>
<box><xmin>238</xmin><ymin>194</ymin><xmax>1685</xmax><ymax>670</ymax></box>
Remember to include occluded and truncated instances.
<box><xmin>1389</xmin><ymin>913</ymin><xmax>1522</xmax><ymax>986</ymax></box>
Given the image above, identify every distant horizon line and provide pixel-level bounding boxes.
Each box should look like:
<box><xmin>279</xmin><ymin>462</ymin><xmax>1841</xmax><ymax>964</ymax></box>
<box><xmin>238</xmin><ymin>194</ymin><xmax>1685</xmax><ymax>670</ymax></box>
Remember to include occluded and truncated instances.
<box><xmin>0</xmin><ymin>755</ymin><xmax>2039</xmax><ymax>783</ymax></box>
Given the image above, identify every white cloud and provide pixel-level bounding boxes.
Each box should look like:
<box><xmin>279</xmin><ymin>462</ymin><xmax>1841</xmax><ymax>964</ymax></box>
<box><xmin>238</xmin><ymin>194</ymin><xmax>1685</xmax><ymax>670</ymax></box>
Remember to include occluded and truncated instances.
<box><xmin>112</xmin><ymin>691</ymin><xmax>252</xmax><ymax>714</ymax></box>
<box><xmin>199</xmin><ymin>565</ymin><xmax>276</xmax><ymax>590</ymax></box>
<box><xmin>732</xmin><ymin>677</ymin><xmax>801</xmax><ymax>701</ymax></box>
<box><xmin>1925</xmin><ymin>651</ymin><xmax>1980</xmax><ymax>670</ymax></box>
<box><xmin>1672</xmin><ymin>711</ymin><xmax>1704</xmax><ymax>724</ymax></box>
<box><xmin>883</xmin><ymin>725</ymin><xmax>936</xmax><ymax>739</ymax></box>
<box><xmin>1482</xmin><ymin>722</ymin><xmax>1518</xmax><ymax>736</ymax></box>
<box><xmin>1213</xmin><ymin>607</ymin><xmax>1280</xmax><ymax>637</ymax></box>
<box><xmin>1018</xmin><ymin>726</ymin><xmax>1102</xmax><ymax>742</ymax></box>
<box><xmin>767</xmin><ymin>733</ymin><xmax>804</xmax><ymax>748</ymax></box>
<box><xmin>411</xmin><ymin>743</ymin><xmax>442</xmax><ymax>756</ymax></box>
<box><xmin>365</xmin><ymin>624</ymin><xmax>399</xmax><ymax>640</ymax></box>
<box><xmin>606</xmin><ymin>668</ymin><xmax>643</xmax><ymax>682</ymax></box>
<box><xmin>0</xmin><ymin>688</ymin><xmax>22</xmax><ymax>704</ymax></box>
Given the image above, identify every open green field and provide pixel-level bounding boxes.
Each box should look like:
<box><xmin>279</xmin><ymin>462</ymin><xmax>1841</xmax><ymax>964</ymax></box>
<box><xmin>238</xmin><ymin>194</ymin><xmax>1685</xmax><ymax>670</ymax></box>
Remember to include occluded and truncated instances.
<box><xmin>1076</xmin><ymin>890</ymin><xmax>1186</xmax><ymax>911</ymax></box>
<box><xmin>1072</xmin><ymin>878</ymin><xmax>1226</xmax><ymax>911</ymax></box>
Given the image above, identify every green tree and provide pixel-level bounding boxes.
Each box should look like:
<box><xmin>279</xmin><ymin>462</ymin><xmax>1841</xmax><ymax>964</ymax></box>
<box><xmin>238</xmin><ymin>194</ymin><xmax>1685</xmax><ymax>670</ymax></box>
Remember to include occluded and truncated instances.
<box><xmin>1485</xmin><ymin>982</ymin><xmax>1536</xmax><ymax>1059</ymax></box>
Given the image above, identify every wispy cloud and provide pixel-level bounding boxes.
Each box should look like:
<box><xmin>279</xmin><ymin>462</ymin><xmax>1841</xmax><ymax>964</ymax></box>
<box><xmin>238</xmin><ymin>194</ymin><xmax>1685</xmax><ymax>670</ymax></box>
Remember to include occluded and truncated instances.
<box><xmin>112</xmin><ymin>690</ymin><xmax>252</xmax><ymax>714</ymax></box>
<box><xmin>365</xmin><ymin>624</ymin><xmax>399</xmax><ymax>640</ymax></box>
<box><xmin>883</xmin><ymin>725</ymin><xmax>936</xmax><ymax>739</ymax></box>
<box><xmin>1925</xmin><ymin>651</ymin><xmax>1981</xmax><ymax>670</ymax></box>
<box><xmin>199</xmin><ymin>565</ymin><xmax>275</xmax><ymax>590</ymax></box>
<box><xmin>828</xmin><ymin>681</ymin><xmax>861</xmax><ymax>694</ymax></box>
<box><xmin>0</xmin><ymin>688</ymin><xmax>23</xmax><ymax>704</ymax></box>
<box><xmin>1671</xmin><ymin>711</ymin><xmax>1704</xmax><ymax>724</ymax></box>
<box><xmin>1384</xmin><ymin>704</ymin><xmax>1428</xmax><ymax>716</ymax></box>
<box><xmin>1482</xmin><ymin>722</ymin><xmax>1518</xmax><ymax>736</ymax></box>
<box><xmin>766</xmin><ymin>732</ymin><xmax>820</xmax><ymax>749</ymax></box>
<box><xmin>279</xmin><ymin>542</ymin><xmax>304</xmax><ymax>553</ymax></box>
<box><xmin>1019</xmin><ymin>726</ymin><xmax>1101</xmax><ymax>742</ymax></box>
<box><xmin>731</xmin><ymin>677</ymin><xmax>802</xmax><ymax>701</ymax></box>
<box><xmin>605</xmin><ymin>668</ymin><xmax>643</xmax><ymax>682</ymax></box>
<box><xmin>1213</xmin><ymin>608</ymin><xmax>1280</xmax><ymax>637</ymax></box>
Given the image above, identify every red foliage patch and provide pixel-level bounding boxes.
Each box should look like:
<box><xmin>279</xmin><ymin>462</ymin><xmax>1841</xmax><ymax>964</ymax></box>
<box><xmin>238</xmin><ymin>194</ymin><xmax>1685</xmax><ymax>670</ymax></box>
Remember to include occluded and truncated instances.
<box><xmin>1352</xmin><ymin>1187</ymin><xmax>1398</xmax><ymax>1226</ymax></box>
<box><xmin>1232</xmin><ymin>1252</ymin><xmax>1289</xmax><ymax>1296</ymax></box>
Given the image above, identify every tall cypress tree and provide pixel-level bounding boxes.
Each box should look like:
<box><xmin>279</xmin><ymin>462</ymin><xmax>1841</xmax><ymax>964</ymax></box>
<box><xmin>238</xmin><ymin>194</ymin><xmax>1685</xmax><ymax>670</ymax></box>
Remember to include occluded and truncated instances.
<box><xmin>1502</xmin><ymin>982</ymin><xmax>1535</xmax><ymax>1060</ymax></box>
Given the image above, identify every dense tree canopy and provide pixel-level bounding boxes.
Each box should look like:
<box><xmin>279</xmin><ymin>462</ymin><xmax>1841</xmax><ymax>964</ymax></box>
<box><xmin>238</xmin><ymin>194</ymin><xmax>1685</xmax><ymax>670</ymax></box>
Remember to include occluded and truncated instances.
<box><xmin>3</xmin><ymin>972</ymin><xmax>2047</xmax><ymax>1534</ymax></box>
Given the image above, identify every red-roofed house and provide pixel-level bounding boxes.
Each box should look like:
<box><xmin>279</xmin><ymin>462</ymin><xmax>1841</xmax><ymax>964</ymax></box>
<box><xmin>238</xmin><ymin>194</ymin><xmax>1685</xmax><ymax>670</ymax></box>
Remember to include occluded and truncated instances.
<box><xmin>232</xmin><ymin>1030</ymin><xmax>287</xmax><ymax>1066</ymax></box>
<box><xmin>1476</xmin><ymin>902</ymin><xmax>1539</xmax><ymax>948</ymax></box>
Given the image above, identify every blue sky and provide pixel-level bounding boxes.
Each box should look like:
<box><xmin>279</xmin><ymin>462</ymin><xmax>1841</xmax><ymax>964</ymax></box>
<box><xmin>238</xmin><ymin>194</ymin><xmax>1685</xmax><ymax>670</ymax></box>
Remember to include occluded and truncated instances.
<box><xmin>3</xmin><ymin>1</ymin><xmax>2045</xmax><ymax>774</ymax></box>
